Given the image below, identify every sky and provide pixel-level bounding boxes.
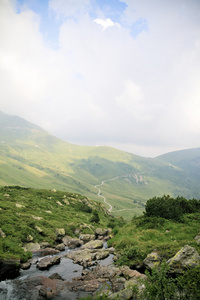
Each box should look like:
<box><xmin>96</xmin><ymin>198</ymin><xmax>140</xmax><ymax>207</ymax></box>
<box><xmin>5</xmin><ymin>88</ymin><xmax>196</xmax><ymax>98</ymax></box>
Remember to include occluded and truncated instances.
<box><xmin>0</xmin><ymin>0</ymin><xmax>200</xmax><ymax>157</ymax></box>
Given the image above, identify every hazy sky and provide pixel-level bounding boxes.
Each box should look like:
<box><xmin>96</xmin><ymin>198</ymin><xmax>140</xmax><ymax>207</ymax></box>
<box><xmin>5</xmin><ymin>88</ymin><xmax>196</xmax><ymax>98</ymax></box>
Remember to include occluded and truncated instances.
<box><xmin>1</xmin><ymin>0</ymin><xmax>200</xmax><ymax>157</ymax></box>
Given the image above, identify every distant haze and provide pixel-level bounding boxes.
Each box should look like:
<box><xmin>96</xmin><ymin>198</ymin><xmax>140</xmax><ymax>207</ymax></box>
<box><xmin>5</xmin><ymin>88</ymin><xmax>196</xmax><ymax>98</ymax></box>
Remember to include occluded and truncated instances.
<box><xmin>1</xmin><ymin>0</ymin><xmax>200</xmax><ymax>157</ymax></box>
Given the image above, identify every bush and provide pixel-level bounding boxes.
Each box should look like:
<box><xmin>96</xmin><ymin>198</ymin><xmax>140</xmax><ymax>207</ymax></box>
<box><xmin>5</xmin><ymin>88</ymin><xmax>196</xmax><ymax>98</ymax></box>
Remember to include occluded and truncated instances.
<box><xmin>142</xmin><ymin>262</ymin><xmax>176</xmax><ymax>300</ymax></box>
<box><xmin>176</xmin><ymin>265</ymin><xmax>200</xmax><ymax>299</ymax></box>
<box><xmin>117</xmin><ymin>245</ymin><xmax>146</xmax><ymax>267</ymax></box>
<box><xmin>90</xmin><ymin>210</ymin><xmax>100</xmax><ymax>223</ymax></box>
<box><xmin>107</xmin><ymin>217</ymin><xmax>125</xmax><ymax>229</ymax></box>
<box><xmin>144</xmin><ymin>195</ymin><xmax>200</xmax><ymax>221</ymax></box>
<box><xmin>76</xmin><ymin>202</ymin><xmax>92</xmax><ymax>213</ymax></box>
<box><xmin>141</xmin><ymin>263</ymin><xmax>200</xmax><ymax>300</ymax></box>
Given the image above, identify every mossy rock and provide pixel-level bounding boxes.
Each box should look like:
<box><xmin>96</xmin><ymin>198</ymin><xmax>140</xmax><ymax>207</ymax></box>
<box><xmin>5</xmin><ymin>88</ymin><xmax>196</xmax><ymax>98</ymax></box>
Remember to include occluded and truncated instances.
<box><xmin>167</xmin><ymin>245</ymin><xmax>200</xmax><ymax>274</ymax></box>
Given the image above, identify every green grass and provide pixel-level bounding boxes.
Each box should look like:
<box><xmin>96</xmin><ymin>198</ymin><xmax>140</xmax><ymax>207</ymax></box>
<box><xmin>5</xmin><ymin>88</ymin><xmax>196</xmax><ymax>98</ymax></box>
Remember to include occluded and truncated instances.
<box><xmin>1</xmin><ymin>111</ymin><xmax>200</xmax><ymax>221</ymax></box>
<box><xmin>0</xmin><ymin>186</ymin><xmax>113</xmax><ymax>261</ymax></box>
<box><xmin>108</xmin><ymin>214</ymin><xmax>200</xmax><ymax>268</ymax></box>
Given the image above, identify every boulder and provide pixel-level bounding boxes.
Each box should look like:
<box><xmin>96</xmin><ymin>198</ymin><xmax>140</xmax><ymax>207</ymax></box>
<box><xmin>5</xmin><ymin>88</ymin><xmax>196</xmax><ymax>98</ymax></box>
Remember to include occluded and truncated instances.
<box><xmin>39</xmin><ymin>242</ymin><xmax>51</xmax><ymax>249</ymax></box>
<box><xmin>108</xmin><ymin>247</ymin><xmax>116</xmax><ymax>254</ymax></box>
<box><xmin>37</xmin><ymin>256</ymin><xmax>61</xmax><ymax>270</ymax></box>
<box><xmin>40</xmin><ymin>247</ymin><xmax>60</xmax><ymax>256</ymax></box>
<box><xmin>109</xmin><ymin>288</ymin><xmax>133</xmax><ymax>299</ymax></box>
<box><xmin>12</xmin><ymin>275</ymin><xmax>73</xmax><ymax>300</ymax></box>
<box><xmin>95</xmin><ymin>228</ymin><xmax>109</xmax><ymax>238</ymax></box>
<box><xmin>66</xmin><ymin>249</ymin><xmax>97</xmax><ymax>267</ymax></box>
<box><xmin>49</xmin><ymin>273</ymin><xmax>64</xmax><ymax>280</ymax></box>
<box><xmin>62</xmin><ymin>235</ymin><xmax>83</xmax><ymax>248</ymax></box>
<box><xmin>63</xmin><ymin>199</ymin><xmax>70</xmax><ymax>205</ymax></box>
<box><xmin>143</xmin><ymin>252</ymin><xmax>162</xmax><ymax>270</ymax></box>
<box><xmin>95</xmin><ymin>250</ymin><xmax>110</xmax><ymax>260</ymax></box>
<box><xmin>124</xmin><ymin>278</ymin><xmax>146</xmax><ymax>298</ymax></box>
<box><xmin>32</xmin><ymin>215</ymin><xmax>43</xmax><ymax>220</ymax></box>
<box><xmin>16</xmin><ymin>203</ymin><xmax>25</xmax><ymax>208</ymax></box>
<box><xmin>167</xmin><ymin>245</ymin><xmax>200</xmax><ymax>274</ymax></box>
<box><xmin>66</xmin><ymin>248</ymin><xmax>110</xmax><ymax>268</ymax></box>
<box><xmin>35</xmin><ymin>226</ymin><xmax>43</xmax><ymax>234</ymax></box>
<box><xmin>79</xmin><ymin>234</ymin><xmax>95</xmax><ymax>243</ymax></box>
<box><xmin>55</xmin><ymin>243</ymin><xmax>65</xmax><ymax>251</ymax></box>
<box><xmin>111</xmin><ymin>277</ymin><xmax>126</xmax><ymax>292</ymax></box>
<box><xmin>194</xmin><ymin>235</ymin><xmax>200</xmax><ymax>245</ymax></box>
<box><xmin>67</xmin><ymin>279</ymin><xmax>101</xmax><ymax>293</ymax></box>
<box><xmin>83</xmin><ymin>265</ymin><xmax>122</xmax><ymax>280</ymax></box>
<box><xmin>0</xmin><ymin>228</ymin><xmax>6</xmax><ymax>238</ymax></box>
<box><xmin>56</xmin><ymin>201</ymin><xmax>63</xmax><ymax>206</ymax></box>
<box><xmin>0</xmin><ymin>259</ymin><xmax>21</xmax><ymax>281</ymax></box>
<box><xmin>55</xmin><ymin>228</ymin><xmax>65</xmax><ymax>241</ymax></box>
<box><xmin>23</xmin><ymin>242</ymin><xmax>40</xmax><ymax>252</ymax></box>
<box><xmin>21</xmin><ymin>262</ymin><xmax>31</xmax><ymax>270</ymax></box>
<box><xmin>121</xmin><ymin>266</ymin><xmax>147</xmax><ymax>280</ymax></box>
<box><xmin>82</xmin><ymin>240</ymin><xmax>103</xmax><ymax>250</ymax></box>
<box><xmin>26</xmin><ymin>234</ymin><xmax>33</xmax><ymax>242</ymax></box>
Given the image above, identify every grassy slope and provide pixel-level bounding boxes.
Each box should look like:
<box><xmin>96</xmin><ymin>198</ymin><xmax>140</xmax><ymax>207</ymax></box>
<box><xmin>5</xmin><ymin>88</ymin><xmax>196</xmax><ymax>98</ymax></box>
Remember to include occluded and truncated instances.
<box><xmin>0</xmin><ymin>186</ymin><xmax>112</xmax><ymax>260</ymax></box>
<box><xmin>1</xmin><ymin>111</ymin><xmax>200</xmax><ymax>219</ymax></box>
<box><xmin>108</xmin><ymin>213</ymin><xmax>200</xmax><ymax>268</ymax></box>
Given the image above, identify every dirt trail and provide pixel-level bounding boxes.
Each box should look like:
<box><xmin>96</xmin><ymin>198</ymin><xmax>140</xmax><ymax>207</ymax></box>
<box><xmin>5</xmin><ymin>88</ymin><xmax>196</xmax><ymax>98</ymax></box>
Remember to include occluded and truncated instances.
<box><xmin>94</xmin><ymin>175</ymin><xmax>135</xmax><ymax>213</ymax></box>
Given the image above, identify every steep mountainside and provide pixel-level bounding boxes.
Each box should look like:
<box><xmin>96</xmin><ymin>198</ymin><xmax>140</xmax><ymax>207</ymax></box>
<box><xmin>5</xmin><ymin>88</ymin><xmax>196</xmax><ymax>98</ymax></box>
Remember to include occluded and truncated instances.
<box><xmin>0</xmin><ymin>111</ymin><xmax>200</xmax><ymax>219</ymax></box>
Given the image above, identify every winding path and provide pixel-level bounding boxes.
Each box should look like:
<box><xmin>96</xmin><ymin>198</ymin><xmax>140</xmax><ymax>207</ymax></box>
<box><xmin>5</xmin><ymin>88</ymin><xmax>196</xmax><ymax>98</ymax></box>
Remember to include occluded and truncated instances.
<box><xmin>94</xmin><ymin>175</ymin><xmax>136</xmax><ymax>213</ymax></box>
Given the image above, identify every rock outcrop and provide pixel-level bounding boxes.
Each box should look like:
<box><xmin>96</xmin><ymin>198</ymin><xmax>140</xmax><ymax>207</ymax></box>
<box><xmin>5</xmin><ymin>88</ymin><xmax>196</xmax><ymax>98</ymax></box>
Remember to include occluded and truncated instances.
<box><xmin>62</xmin><ymin>235</ymin><xmax>83</xmax><ymax>248</ymax></box>
<box><xmin>167</xmin><ymin>245</ymin><xmax>200</xmax><ymax>274</ymax></box>
<box><xmin>82</xmin><ymin>239</ymin><xmax>103</xmax><ymax>250</ymax></box>
<box><xmin>0</xmin><ymin>259</ymin><xmax>21</xmax><ymax>281</ymax></box>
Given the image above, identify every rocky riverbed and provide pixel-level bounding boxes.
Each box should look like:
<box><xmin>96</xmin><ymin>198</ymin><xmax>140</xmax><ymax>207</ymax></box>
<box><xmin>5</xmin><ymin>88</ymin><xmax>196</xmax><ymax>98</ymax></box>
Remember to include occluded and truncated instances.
<box><xmin>1</xmin><ymin>228</ymin><xmax>200</xmax><ymax>300</ymax></box>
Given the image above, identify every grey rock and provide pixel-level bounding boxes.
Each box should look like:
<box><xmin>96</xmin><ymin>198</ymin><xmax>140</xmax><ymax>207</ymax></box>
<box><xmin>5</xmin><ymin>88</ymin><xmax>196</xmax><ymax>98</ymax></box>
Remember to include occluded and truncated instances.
<box><xmin>143</xmin><ymin>252</ymin><xmax>162</xmax><ymax>270</ymax></box>
<box><xmin>95</xmin><ymin>228</ymin><xmax>109</xmax><ymax>237</ymax></box>
<box><xmin>62</xmin><ymin>235</ymin><xmax>83</xmax><ymax>248</ymax></box>
<box><xmin>37</xmin><ymin>256</ymin><xmax>61</xmax><ymax>270</ymax></box>
<box><xmin>21</xmin><ymin>262</ymin><xmax>31</xmax><ymax>270</ymax></box>
<box><xmin>0</xmin><ymin>228</ymin><xmax>6</xmax><ymax>238</ymax></box>
<box><xmin>39</xmin><ymin>242</ymin><xmax>51</xmax><ymax>249</ymax></box>
<box><xmin>194</xmin><ymin>235</ymin><xmax>200</xmax><ymax>245</ymax></box>
<box><xmin>79</xmin><ymin>234</ymin><xmax>95</xmax><ymax>243</ymax></box>
<box><xmin>82</xmin><ymin>240</ymin><xmax>103</xmax><ymax>249</ymax></box>
<box><xmin>55</xmin><ymin>243</ymin><xmax>65</xmax><ymax>251</ymax></box>
<box><xmin>40</xmin><ymin>247</ymin><xmax>60</xmax><ymax>256</ymax></box>
<box><xmin>49</xmin><ymin>273</ymin><xmax>64</xmax><ymax>280</ymax></box>
<box><xmin>167</xmin><ymin>245</ymin><xmax>200</xmax><ymax>274</ymax></box>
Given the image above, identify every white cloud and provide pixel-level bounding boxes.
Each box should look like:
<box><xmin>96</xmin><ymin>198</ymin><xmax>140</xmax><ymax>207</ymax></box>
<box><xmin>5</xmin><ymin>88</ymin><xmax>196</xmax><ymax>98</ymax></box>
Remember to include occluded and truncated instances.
<box><xmin>115</xmin><ymin>80</ymin><xmax>150</xmax><ymax>120</ymax></box>
<box><xmin>94</xmin><ymin>18</ymin><xmax>120</xmax><ymax>30</ymax></box>
<box><xmin>0</xmin><ymin>0</ymin><xmax>200</xmax><ymax>157</ymax></box>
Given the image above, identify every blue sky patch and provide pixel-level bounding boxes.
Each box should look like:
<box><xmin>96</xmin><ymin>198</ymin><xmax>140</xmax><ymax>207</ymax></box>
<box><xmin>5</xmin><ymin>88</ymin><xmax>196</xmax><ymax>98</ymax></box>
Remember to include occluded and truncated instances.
<box><xmin>16</xmin><ymin>0</ymin><xmax>60</xmax><ymax>49</ymax></box>
<box><xmin>95</xmin><ymin>0</ymin><xmax>127</xmax><ymax>23</ymax></box>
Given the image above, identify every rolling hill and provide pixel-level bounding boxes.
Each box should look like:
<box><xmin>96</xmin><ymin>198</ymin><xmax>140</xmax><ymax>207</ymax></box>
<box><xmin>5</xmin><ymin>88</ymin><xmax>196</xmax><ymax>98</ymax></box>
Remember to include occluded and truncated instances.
<box><xmin>0</xmin><ymin>111</ymin><xmax>200</xmax><ymax>220</ymax></box>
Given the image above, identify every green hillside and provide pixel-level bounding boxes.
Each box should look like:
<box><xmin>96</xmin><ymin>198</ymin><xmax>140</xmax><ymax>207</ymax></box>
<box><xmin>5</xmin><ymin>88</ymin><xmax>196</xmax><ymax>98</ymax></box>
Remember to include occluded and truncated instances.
<box><xmin>0</xmin><ymin>185</ymin><xmax>112</xmax><ymax>261</ymax></box>
<box><xmin>0</xmin><ymin>111</ymin><xmax>200</xmax><ymax>220</ymax></box>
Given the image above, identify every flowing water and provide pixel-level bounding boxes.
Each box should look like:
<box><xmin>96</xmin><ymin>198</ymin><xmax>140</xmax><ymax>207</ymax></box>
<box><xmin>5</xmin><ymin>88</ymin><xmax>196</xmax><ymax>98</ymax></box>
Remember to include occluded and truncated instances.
<box><xmin>0</xmin><ymin>243</ymin><xmax>113</xmax><ymax>299</ymax></box>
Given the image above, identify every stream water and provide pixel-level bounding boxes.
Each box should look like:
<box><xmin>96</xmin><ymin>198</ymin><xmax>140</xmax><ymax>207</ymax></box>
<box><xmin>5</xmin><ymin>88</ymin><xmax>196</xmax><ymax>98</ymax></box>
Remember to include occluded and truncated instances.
<box><xmin>0</xmin><ymin>243</ymin><xmax>114</xmax><ymax>299</ymax></box>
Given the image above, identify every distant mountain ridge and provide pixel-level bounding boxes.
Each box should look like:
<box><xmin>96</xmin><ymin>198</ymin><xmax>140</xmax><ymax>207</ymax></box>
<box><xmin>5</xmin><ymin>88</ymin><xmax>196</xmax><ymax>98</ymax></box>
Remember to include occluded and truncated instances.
<box><xmin>0</xmin><ymin>111</ymin><xmax>200</xmax><ymax>220</ymax></box>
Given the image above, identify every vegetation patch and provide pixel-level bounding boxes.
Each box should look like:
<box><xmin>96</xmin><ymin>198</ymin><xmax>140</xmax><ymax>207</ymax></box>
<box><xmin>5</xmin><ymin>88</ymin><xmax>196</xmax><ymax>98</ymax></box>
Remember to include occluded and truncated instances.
<box><xmin>0</xmin><ymin>186</ymin><xmax>113</xmax><ymax>261</ymax></box>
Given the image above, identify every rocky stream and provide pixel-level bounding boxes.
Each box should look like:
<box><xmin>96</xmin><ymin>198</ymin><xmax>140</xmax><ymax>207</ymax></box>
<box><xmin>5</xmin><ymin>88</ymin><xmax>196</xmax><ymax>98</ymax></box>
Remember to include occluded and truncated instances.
<box><xmin>0</xmin><ymin>228</ymin><xmax>142</xmax><ymax>300</ymax></box>
<box><xmin>1</xmin><ymin>228</ymin><xmax>200</xmax><ymax>300</ymax></box>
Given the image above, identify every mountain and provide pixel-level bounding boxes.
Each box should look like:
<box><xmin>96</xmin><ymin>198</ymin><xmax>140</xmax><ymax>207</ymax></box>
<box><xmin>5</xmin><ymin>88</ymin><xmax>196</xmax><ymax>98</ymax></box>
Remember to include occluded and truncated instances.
<box><xmin>0</xmin><ymin>111</ymin><xmax>200</xmax><ymax>220</ymax></box>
